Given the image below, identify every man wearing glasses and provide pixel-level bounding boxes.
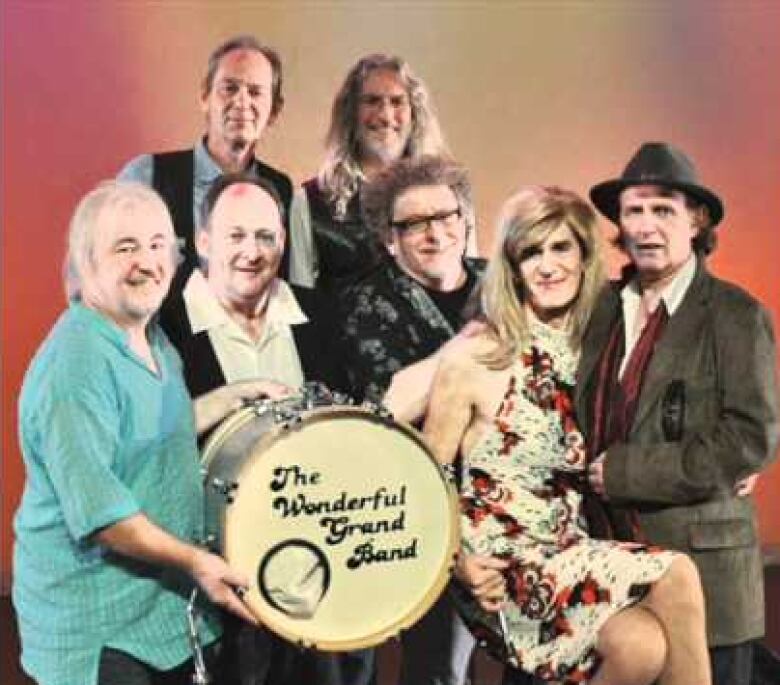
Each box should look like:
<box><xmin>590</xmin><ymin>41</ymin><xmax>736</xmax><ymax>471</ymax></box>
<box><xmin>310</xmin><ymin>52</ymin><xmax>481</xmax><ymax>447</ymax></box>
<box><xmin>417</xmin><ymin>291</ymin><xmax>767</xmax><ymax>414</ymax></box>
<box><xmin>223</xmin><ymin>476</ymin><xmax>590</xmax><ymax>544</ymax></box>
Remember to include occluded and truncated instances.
<box><xmin>336</xmin><ymin>154</ymin><xmax>485</xmax><ymax>685</ymax></box>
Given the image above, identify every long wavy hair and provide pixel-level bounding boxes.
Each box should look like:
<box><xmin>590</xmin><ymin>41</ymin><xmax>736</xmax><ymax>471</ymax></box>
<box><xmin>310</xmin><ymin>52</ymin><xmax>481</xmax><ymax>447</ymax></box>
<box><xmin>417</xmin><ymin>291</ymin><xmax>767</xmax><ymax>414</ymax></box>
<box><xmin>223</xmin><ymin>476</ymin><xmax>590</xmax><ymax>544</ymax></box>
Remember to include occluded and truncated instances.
<box><xmin>479</xmin><ymin>186</ymin><xmax>606</xmax><ymax>369</ymax></box>
<box><xmin>317</xmin><ymin>54</ymin><xmax>450</xmax><ymax>219</ymax></box>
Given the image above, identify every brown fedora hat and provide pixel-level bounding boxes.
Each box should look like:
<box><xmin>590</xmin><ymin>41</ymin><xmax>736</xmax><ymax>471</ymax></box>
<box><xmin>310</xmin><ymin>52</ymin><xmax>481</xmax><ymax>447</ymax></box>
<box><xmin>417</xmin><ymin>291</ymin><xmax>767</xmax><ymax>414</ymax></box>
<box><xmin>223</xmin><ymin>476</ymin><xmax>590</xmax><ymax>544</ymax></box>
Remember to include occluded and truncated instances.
<box><xmin>589</xmin><ymin>142</ymin><xmax>724</xmax><ymax>227</ymax></box>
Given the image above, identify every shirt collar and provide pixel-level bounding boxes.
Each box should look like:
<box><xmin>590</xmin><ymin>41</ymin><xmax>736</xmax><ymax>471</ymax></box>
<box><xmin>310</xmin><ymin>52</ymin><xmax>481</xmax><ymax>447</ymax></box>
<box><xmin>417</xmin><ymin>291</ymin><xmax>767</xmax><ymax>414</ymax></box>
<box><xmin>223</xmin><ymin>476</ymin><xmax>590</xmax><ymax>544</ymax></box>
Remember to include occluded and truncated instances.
<box><xmin>68</xmin><ymin>300</ymin><xmax>164</xmax><ymax>351</ymax></box>
<box><xmin>193</xmin><ymin>138</ymin><xmax>225</xmax><ymax>187</ymax></box>
<box><xmin>622</xmin><ymin>252</ymin><xmax>697</xmax><ymax>316</ymax></box>
<box><xmin>183</xmin><ymin>270</ymin><xmax>308</xmax><ymax>335</ymax></box>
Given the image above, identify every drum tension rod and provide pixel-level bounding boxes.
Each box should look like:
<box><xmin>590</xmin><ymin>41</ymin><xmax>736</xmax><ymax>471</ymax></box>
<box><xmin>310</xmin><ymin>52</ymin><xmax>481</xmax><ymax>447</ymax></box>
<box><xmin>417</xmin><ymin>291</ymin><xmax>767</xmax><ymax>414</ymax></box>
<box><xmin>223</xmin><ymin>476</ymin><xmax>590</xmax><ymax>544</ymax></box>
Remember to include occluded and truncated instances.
<box><xmin>210</xmin><ymin>477</ymin><xmax>239</xmax><ymax>504</ymax></box>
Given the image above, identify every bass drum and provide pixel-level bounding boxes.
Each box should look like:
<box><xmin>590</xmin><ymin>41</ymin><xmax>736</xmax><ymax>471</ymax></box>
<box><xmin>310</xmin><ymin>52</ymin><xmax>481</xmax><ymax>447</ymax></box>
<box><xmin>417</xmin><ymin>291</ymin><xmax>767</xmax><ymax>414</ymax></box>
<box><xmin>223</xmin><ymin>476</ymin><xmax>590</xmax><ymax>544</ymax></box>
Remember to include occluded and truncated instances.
<box><xmin>202</xmin><ymin>401</ymin><xmax>458</xmax><ymax>652</ymax></box>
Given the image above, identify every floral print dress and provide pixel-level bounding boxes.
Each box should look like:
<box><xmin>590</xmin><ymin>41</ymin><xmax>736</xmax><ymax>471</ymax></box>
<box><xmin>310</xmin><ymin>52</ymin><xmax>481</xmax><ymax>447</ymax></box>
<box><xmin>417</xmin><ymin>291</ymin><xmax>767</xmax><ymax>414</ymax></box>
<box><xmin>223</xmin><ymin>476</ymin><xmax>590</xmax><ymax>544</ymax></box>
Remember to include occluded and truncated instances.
<box><xmin>457</xmin><ymin>319</ymin><xmax>675</xmax><ymax>683</ymax></box>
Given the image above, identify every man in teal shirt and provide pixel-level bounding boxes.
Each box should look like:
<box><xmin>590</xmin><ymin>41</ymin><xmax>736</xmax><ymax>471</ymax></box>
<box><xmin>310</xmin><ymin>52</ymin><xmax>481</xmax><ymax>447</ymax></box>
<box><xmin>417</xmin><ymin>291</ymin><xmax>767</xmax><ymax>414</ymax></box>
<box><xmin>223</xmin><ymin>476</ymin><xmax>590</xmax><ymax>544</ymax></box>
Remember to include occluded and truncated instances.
<box><xmin>13</xmin><ymin>181</ymin><xmax>285</xmax><ymax>685</ymax></box>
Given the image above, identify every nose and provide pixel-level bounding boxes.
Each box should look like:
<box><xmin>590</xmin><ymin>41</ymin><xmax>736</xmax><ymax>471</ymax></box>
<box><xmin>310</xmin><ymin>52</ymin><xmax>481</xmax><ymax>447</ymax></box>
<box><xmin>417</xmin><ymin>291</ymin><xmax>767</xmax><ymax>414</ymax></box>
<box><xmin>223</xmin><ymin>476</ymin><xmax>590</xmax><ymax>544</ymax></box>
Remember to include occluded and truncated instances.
<box><xmin>244</xmin><ymin>239</ymin><xmax>264</xmax><ymax>261</ymax></box>
<box><xmin>133</xmin><ymin>246</ymin><xmax>160</xmax><ymax>273</ymax></box>
<box><xmin>537</xmin><ymin>249</ymin><xmax>557</xmax><ymax>275</ymax></box>
<box><xmin>376</xmin><ymin>99</ymin><xmax>394</xmax><ymax>123</ymax></box>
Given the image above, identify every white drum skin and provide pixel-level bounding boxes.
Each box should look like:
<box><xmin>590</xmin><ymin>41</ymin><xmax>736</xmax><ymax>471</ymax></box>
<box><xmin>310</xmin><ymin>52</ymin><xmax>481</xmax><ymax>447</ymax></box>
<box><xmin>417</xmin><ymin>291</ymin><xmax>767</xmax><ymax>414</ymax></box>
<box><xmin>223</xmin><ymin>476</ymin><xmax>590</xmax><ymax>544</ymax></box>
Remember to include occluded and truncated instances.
<box><xmin>202</xmin><ymin>403</ymin><xmax>458</xmax><ymax>651</ymax></box>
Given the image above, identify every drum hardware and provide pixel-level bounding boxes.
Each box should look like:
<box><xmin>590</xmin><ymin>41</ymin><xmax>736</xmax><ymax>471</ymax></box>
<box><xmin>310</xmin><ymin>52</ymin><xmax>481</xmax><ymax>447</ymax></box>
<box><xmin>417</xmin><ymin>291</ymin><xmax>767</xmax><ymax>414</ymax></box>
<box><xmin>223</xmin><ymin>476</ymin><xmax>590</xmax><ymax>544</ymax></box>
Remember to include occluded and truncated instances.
<box><xmin>186</xmin><ymin>588</ymin><xmax>210</xmax><ymax>684</ymax></box>
<box><xmin>210</xmin><ymin>477</ymin><xmax>238</xmax><ymax>504</ymax></box>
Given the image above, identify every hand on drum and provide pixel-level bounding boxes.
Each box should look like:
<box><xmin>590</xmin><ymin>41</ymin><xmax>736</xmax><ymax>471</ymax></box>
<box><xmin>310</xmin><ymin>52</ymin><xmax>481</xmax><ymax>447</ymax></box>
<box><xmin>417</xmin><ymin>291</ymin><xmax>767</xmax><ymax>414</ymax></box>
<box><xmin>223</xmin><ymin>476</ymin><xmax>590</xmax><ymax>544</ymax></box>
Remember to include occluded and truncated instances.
<box><xmin>194</xmin><ymin>379</ymin><xmax>294</xmax><ymax>435</ymax></box>
<box><xmin>455</xmin><ymin>552</ymin><xmax>509</xmax><ymax>613</ymax></box>
<box><xmin>189</xmin><ymin>547</ymin><xmax>259</xmax><ymax>625</ymax></box>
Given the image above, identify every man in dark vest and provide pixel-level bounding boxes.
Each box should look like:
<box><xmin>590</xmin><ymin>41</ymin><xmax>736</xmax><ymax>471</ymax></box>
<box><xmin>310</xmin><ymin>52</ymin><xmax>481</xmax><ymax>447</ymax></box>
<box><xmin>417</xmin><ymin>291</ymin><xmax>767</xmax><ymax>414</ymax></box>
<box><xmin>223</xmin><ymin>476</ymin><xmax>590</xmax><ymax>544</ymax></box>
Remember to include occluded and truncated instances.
<box><xmin>288</xmin><ymin>54</ymin><xmax>454</xmax><ymax>292</ymax></box>
<box><xmin>164</xmin><ymin>170</ymin><xmax>370</xmax><ymax>685</ymax></box>
<box><xmin>117</xmin><ymin>35</ymin><xmax>293</xmax><ymax>295</ymax></box>
<box><xmin>576</xmin><ymin>142</ymin><xmax>779</xmax><ymax>685</ymax></box>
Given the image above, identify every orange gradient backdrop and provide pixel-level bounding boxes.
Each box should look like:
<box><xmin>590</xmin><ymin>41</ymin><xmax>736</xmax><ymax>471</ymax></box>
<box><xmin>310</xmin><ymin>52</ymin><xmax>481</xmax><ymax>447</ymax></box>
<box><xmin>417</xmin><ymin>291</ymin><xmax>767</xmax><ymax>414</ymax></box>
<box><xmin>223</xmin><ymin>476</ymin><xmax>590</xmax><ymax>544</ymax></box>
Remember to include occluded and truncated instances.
<box><xmin>2</xmin><ymin>1</ymin><xmax>779</xmax><ymax>591</ymax></box>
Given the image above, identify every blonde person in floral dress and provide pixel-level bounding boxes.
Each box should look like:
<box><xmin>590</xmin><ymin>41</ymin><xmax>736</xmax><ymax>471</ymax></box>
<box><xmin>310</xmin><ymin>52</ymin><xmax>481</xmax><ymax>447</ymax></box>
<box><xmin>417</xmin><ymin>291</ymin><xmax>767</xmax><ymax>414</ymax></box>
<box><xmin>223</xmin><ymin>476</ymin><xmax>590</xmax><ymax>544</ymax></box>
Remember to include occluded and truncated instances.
<box><xmin>423</xmin><ymin>186</ymin><xmax>711</xmax><ymax>685</ymax></box>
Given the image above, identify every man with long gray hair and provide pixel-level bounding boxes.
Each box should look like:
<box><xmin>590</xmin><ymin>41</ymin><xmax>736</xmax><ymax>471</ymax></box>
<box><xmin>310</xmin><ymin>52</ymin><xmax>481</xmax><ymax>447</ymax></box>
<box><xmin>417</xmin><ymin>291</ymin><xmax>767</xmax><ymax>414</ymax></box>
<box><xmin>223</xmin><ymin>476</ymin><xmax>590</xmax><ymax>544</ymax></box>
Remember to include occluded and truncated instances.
<box><xmin>288</xmin><ymin>53</ymin><xmax>451</xmax><ymax>291</ymax></box>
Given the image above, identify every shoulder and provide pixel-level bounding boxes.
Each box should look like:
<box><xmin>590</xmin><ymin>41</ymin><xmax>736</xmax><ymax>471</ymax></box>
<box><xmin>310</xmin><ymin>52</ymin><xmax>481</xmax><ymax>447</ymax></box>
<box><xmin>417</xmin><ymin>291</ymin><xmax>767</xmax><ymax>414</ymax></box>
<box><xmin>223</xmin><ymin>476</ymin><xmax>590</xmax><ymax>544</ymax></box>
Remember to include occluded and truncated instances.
<box><xmin>289</xmin><ymin>283</ymin><xmax>328</xmax><ymax>318</ymax></box>
<box><xmin>439</xmin><ymin>333</ymin><xmax>493</xmax><ymax>375</ymax></box>
<box><xmin>116</xmin><ymin>153</ymin><xmax>153</xmax><ymax>184</ymax></box>
<box><xmin>21</xmin><ymin>311</ymin><xmax>117</xmax><ymax>418</ymax></box>
<box><xmin>464</xmin><ymin>256</ymin><xmax>488</xmax><ymax>276</ymax></box>
<box><xmin>252</xmin><ymin>158</ymin><xmax>294</xmax><ymax>199</ymax></box>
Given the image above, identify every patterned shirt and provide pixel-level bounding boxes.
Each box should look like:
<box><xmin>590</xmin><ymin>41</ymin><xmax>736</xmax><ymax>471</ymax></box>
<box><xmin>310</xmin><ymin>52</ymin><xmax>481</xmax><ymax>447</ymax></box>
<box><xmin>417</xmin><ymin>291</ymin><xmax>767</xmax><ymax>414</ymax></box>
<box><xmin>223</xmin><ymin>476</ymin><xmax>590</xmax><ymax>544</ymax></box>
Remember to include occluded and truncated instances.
<box><xmin>13</xmin><ymin>302</ymin><xmax>219</xmax><ymax>685</ymax></box>
<box><xmin>337</xmin><ymin>257</ymin><xmax>485</xmax><ymax>402</ymax></box>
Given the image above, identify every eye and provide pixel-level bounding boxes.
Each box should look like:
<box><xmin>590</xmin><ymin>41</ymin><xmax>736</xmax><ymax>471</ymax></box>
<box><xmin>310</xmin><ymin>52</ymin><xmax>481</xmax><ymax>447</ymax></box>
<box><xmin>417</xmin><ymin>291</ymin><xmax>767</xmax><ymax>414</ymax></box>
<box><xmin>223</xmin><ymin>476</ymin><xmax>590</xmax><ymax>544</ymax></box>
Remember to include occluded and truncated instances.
<box><xmin>115</xmin><ymin>242</ymin><xmax>137</xmax><ymax>255</ymax></box>
<box><xmin>390</xmin><ymin>96</ymin><xmax>408</xmax><ymax>108</ymax></box>
<box><xmin>655</xmin><ymin>206</ymin><xmax>673</xmax><ymax>217</ymax></box>
<box><xmin>551</xmin><ymin>240</ymin><xmax>574</xmax><ymax>254</ymax></box>
<box><xmin>247</xmin><ymin>85</ymin><xmax>263</xmax><ymax>98</ymax></box>
<box><xmin>360</xmin><ymin>94</ymin><xmax>382</xmax><ymax>107</ymax></box>
<box><xmin>518</xmin><ymin>245</ymin><xmax>542</xmax><ymax>262</ymax></box>
<box><xmin>229</xmin><ymin>230</ymin><xmax>245</xmax><ymax>243</ymax></box>
<box><xmin>219</xmin><ymin>81</ymin><xmax>240</xmax><ymax>97</ymax></box>
<box><xmin>257</xmin><ymin>231</ymin><xmax>278</xmax><ymax>247</ymax></box>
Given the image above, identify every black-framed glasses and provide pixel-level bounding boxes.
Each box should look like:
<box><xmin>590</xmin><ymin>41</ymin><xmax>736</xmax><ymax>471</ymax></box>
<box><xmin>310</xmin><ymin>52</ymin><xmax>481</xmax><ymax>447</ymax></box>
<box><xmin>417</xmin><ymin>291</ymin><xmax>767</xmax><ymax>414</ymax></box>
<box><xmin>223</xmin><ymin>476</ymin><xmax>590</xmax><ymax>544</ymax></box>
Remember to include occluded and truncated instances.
<box><xmin>390</xmin><ymin>206</ymin><xmax>462</xmax><ymax>235</ymax></box>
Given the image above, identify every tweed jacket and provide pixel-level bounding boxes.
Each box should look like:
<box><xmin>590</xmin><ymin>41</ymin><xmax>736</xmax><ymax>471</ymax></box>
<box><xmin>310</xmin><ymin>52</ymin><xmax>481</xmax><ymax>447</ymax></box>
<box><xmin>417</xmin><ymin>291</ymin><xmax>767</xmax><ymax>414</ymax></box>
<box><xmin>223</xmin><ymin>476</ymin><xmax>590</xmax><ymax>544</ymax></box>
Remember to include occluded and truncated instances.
<box><xmin>575</xmin><ymin>259</ymin><xmax>779</xmax><ymax>646</ymax></box>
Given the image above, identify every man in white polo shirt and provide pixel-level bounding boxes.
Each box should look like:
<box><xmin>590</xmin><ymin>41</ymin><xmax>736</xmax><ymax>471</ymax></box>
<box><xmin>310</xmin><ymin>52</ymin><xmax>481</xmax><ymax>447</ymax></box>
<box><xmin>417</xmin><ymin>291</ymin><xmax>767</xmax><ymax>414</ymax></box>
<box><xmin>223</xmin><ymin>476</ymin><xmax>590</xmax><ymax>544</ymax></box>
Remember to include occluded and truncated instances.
<box><xmin>161</xmin><ymin>171</ymin><xmax>361</xmax><ymax>685</ymax></box>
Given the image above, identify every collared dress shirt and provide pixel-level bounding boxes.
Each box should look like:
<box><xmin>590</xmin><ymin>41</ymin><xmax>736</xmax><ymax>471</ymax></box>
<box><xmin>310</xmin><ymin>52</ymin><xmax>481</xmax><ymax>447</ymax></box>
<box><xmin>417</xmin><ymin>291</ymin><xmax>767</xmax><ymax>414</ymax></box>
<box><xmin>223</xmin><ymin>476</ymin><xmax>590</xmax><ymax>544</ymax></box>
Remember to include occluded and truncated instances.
<box><xmin>619</xmin><ymin>253</ymin><xmax>697</xmax><ymax>378</ymax></box>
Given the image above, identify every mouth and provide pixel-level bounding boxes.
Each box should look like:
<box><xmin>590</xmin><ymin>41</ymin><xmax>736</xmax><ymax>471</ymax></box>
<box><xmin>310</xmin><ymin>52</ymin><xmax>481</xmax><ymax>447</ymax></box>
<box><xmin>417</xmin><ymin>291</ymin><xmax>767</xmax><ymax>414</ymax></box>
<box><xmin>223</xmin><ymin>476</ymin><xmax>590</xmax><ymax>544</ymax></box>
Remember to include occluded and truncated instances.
<box><xmin>633</xmin><ymin>243</ymin><xmax>664</xmax><ymax>252</ymax></box>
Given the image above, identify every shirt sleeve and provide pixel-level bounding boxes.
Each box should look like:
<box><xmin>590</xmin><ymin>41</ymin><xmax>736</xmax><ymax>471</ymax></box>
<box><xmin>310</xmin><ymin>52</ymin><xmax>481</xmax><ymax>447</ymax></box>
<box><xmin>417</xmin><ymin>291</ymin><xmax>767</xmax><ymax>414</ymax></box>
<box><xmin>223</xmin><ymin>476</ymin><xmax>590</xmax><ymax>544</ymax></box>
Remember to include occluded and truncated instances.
<box><xmin>35</xmin><ymin>370</ymin><xmax>141</xmax><ymax>542</ymax></box>
<box><xmin>288</xmin><ymin>188</ymin><xmax>317</xmax><ymax>288</ymax></box>
<box><xmin>116</xmin><ymin>153</ymin><xmax>154</xmax><ymax>186</ymax></box>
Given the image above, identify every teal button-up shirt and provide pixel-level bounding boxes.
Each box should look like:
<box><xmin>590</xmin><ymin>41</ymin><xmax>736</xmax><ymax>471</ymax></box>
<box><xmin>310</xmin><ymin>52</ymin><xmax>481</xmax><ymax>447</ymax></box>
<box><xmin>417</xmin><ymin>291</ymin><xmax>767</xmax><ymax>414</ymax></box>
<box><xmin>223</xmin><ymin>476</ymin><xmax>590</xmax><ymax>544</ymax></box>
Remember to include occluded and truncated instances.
<box><xmin>13</xmin><ymin>302</ymin><xmax>220</xmax><ymax>685</ymax></box>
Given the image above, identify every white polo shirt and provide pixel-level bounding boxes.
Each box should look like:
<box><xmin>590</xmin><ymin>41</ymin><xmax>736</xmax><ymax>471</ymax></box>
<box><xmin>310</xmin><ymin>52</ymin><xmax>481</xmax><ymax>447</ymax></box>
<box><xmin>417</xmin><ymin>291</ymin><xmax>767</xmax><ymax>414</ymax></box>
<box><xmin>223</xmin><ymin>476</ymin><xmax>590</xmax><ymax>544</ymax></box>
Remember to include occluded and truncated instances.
<box><xmin>183</xmin><ymin>270</ymin><xmax>307</xmax><ymax>388</ymax></box>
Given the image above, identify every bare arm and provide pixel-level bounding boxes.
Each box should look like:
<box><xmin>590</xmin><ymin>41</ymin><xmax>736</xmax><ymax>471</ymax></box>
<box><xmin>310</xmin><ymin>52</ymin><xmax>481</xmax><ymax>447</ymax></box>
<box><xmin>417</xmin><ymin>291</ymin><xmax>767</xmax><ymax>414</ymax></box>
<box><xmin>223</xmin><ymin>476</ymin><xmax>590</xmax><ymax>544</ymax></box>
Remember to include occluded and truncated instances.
<box><xmin>385</xmin><ymin>321</ymin><xmax>487</xmax><ymax>424</ymax></box>
<box><xmin>422</xmin><ymin>351</ymin><xmax>475</xmax><ymax>465</ymax></box>
<box><xmin>193</xmin><ymin>379</ymin><xmax>293</xmax><ymax>435</ymax></box>
<box><xmin>95</xmin><ymin>513</ymin><xmax>257</xmax><ymax>623</ymax></box>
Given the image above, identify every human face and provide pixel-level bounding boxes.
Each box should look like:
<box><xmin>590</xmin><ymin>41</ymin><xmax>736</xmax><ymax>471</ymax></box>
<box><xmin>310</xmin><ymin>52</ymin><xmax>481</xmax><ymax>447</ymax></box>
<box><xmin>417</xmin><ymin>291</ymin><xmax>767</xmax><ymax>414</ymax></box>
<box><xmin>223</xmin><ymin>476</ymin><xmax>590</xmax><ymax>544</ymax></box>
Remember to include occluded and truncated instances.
<box><xmin>81</xmin><ymin>201</ymin><xmax>175</xmax><ymax>329</ymax></box>
<box><xmin>389</xmin><ymin>184</ymin><xmax>467</xmax><ymax>290</ymax></box>
<box><xmin>201</xmin><ymin>48</ymin><xmax>275</xmax><ymax>154</ymax></box>
<box><xmin>517</xmin><ymin>223</ymin><xmax>583</xmax><ymax>326</ymax></box>
<box><xmin>197</xmin><ymin>183</ymin><xmax>285</xmax><ymax>311</ymax></box>
<box><xmin>619</xmin><ymin>185</ymin><xmax>697</xmax><ymax>285</ymax></box>
<box><xmin>356</xmin><ymin>68</ymin><xmax>413</xmax><ymax>165</ymax></box>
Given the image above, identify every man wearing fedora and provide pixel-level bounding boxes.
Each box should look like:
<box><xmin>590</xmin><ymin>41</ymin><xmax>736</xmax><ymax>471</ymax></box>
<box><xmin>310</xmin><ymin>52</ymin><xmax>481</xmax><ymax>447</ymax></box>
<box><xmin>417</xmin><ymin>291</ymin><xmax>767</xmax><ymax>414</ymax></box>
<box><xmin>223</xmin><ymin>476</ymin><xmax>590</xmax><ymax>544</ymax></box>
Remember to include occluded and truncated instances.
<box><xmin>576</xmin><ymin>141</ymin><xmax>779</xmax><ymax>685</ymax></box>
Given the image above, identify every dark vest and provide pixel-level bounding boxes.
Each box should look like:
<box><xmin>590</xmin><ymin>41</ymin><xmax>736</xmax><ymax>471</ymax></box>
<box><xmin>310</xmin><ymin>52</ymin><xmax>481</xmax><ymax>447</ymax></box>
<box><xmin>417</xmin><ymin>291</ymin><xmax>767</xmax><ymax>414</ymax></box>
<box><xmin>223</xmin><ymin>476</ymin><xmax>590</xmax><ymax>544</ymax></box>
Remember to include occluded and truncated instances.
<box><xmin>152</xmin><ymin>148</ymin><xmax>294</xmax><ymax>293</ymax></box>
<box><xmin>303</xmin><ymin>178</ymin><xmax>379</xmax><ymax>291</ymax></box>
<box><xmin>162</xmin><ymin>283</ymin><xmax>345</xmax><ymax>400</ymax></box>
<box><xmin>152</xmin><ymin>148</ymin><xmax>293</xmax><ymax>338</ymax></box>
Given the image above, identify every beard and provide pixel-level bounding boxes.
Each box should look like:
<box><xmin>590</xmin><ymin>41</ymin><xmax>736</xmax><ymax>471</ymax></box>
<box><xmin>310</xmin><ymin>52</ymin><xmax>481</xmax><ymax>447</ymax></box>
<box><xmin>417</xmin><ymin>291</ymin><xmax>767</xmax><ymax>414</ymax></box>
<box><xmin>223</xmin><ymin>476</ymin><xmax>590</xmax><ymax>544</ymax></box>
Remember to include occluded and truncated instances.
<box><xmin>358</xmin><ymin>130</ymin><xmax>409</xmax><ymax>165</ymax></box>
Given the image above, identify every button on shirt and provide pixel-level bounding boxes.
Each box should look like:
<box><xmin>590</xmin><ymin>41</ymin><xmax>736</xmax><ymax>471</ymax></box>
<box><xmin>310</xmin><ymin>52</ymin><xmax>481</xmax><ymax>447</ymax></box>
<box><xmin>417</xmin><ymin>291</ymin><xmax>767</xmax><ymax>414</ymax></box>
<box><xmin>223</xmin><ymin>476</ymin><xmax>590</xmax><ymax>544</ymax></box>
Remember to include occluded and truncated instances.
<box><xmin>183</xmin><ymin>270</ymin><xmax>307</xmax><ymax>388</ymax></box>
<box><xmin>13</xmin><ymin>302</ymin><xmax>219</xmax><ymax>685</ymax></box>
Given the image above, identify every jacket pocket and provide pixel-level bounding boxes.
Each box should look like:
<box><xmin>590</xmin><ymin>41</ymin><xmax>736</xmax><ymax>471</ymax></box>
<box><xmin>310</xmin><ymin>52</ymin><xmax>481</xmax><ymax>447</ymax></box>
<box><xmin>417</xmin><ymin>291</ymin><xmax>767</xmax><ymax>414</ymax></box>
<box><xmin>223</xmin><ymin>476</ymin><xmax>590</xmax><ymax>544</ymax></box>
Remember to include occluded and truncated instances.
<box><xmin>688</xmin><ymin>519</ymin><xmax>755</xmax><ymax>550</ymax></box>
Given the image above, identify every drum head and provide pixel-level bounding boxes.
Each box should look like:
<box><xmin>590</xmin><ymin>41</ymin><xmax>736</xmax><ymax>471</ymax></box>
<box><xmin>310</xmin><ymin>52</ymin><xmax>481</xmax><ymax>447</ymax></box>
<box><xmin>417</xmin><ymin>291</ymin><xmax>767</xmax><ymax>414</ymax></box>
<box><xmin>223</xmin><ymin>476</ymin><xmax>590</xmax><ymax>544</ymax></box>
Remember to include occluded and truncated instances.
<box><xmin>211</xmin><ymin>406</ymin><xmax>457</xmax><ymax>651</ymax></box>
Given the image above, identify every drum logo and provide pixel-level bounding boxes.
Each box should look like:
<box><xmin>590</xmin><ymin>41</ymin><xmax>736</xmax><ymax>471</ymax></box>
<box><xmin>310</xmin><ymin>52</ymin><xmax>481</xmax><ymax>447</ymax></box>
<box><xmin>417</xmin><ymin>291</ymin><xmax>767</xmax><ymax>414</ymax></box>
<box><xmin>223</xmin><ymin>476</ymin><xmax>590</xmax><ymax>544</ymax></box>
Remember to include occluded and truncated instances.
<box><xmin>269</xmin><ymin>465</ymin><xmax>419</xmax><ymax>570</ymax></box>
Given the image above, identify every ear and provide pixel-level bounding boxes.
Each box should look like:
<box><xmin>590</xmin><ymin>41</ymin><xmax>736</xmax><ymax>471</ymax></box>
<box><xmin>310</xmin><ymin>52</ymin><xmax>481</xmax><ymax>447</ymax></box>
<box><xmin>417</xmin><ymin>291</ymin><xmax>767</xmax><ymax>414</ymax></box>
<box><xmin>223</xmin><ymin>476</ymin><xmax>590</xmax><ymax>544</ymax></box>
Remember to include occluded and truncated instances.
<box><xmin>196</xmin><ymin>228</ymin><xmax>210</xmax><ymax>260</ymax></box>
<box><xmin>199</xmin><ymin>81</ymin><xmax>210</xmax><ymax>115</ymax></box>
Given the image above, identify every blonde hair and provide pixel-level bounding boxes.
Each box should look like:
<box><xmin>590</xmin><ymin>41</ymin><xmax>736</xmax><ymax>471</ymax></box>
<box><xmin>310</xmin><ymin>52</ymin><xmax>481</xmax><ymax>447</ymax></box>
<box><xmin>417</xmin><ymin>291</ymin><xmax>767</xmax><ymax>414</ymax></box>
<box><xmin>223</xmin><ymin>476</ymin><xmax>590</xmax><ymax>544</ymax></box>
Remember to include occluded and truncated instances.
<box><xmin>64</xmin><ymin>181</ymin><xmax>174</xmax><ymax>300</ymax></box>
<box><xmin>480</xmin><ymin>186</ymin><xmax>606</xmax><ymax>369</ymax></box>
